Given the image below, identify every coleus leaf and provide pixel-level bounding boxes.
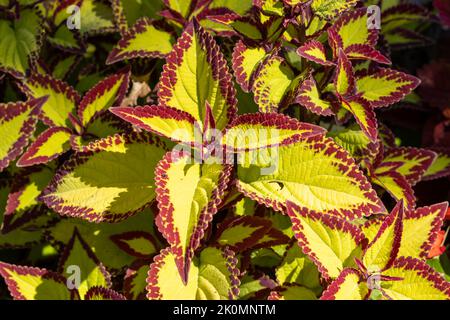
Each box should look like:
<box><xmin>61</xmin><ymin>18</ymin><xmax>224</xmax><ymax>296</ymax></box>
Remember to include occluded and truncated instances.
<box><xmin>18</xmin><ymin>72</ymin><xmax>80</xmax><ymax>127</ymax></box>
<box><xmin>222</xmin><ymin>113</ymin><xmax>326</xmax><ymax>151</ymax></box>
<box><xmin>327</xmin><ymin>125</ymin><xmax>378</xmax><ymax>162</ymax></box>
<box><xmin>84</xmin><ymin>286</ymin><xmax>126</xmax><ymax>300</ymax></box>
<box><xmin>238</xmin><ymin>271</ymin><xmax>277</xmax><ymax>299</ymax></box>
<box><xmin>328</xmin><ymin>8</ymin><xmax>378</xmax><ymax>55</ymax></box>
<box><xmin>54</xmin><ymin>0</ymin><xmax>116</xmax><ymax>36</ymax></box>
<box><xmin>371</xmin><ymin>171</ymin><xmax>416</xmax><ymax>211</ymax></box>
<box><xmin>341</xmin><ymin>98</ymin><xmax>378</xmax><ymax>142</ymax></box>
<box><xmin>47</xmin><ymin>208</ymin><xmax>158</xmax><ymax>270</ymax></box>
<box><xmin>0</xmin><ymin>9</ymin><xmax>41</xmax><ymax>78</ymax></box>
<box><xmin>158</xmin><ymin>20</ymin><xmax>237</xmax><ymax>132</ymax></box>
<box><xmin>309</xmin><ymin>0</ymin><xmax>358</xmax><ymax>20</ymax></box>
<box><xmin>58</xmin><ymin>228</ymin><xmax>112</xmax><ymax>299</ymax></box>
<box><xmin>334</xmin><ymin>49</ymin><xmax>356</xmax><ymax>97</ymax></box>
<box><xmin>356</xmin><ymin>69</ymin><xmax>421</xmax><ymax>108</ymax></box>
<box><xmin>320</xmin><ymin>268</ymin><xmax>368</xmax><ymax>300</ymax></box>
<box><xmin>155</xmin><ymin>151</ymin><xmax>232</xmax><ymax>283</ymax></box>
<box><xmin>107</xmin><ymin>18</ymin><xmax>175</xmax><ymax>65</ymax></box>
<box><xmin>146</xmin><ymin>247</ymin><xmax>240</xmax><ymax>300</ymax></box>
<box><xmin>375</xmin><ymin>147</ymin><xmax>436</xmax><ymax>185</ymax></box>
<box><xmin>381</xmin><ymin>257</ymin><xmax>450</xmax><ymax>300</ymax></box>
<box><xmin>110</xmin><ymin>231</ymin><xmax>158</xmax><ymax>258</ymax></box>
<box><xmin>344</xmin><ymin>44</ymin><xmax>391</xmax><ymax>65</ymax></box>
<box><xmin>232</xmin><ymin>40</ymin><xmax>267</xmax><ymax>93</ymax></box>
<box><xmin>2</xmin><ymin>166</ymin><xmax>53</xmax><ymax>233</ymax></box>
<box><xmin>237</xmin><ymin>136</ymin><xmax>385</xmax><ymax>219</ymax></box>
<box><xmin>110</xmin><ymin>105</ymin><xmax>198</xmax><ymax>145</ymax></box>
<box><xmin>252</xmin><ymin>55</ymin><xmax>296</xmax><ymax>112</ymax></box>
<box><xmin>41</xmin><ymin>133</ymin><xmax>167</xmax><ymax>223</ymax></box>
<box><xmin>295</xmin><ymin>76</ymin><xmax>334</xmax><ymax>116</ymax></box>
<box><xmin>214</xmin><ymin>216</ymin><xmax>272</xmax><ymax>252</ymax></box>
<box><xmin>296</xmin><ymin>40</ymin><xmax>334</xmax><ymax>66</ymax></box>
<box><xmin>423</xmin><ymin>148</ymin><xmax>450</xmax><ymax>180</ymax></box>
<box><xmin>268</xmin><ymin>284</ymin><xmax>317</xmax><ymax>300</ymax></box>
<box><xmin>0</xmin><ymin>262</ymin><xmax>76</xmax><ymax>300</ymax></box>
<box><xmin>287</xmin><ymin>202</ymin><xmax>367</xmax><ymax>280</ymax></box>
<box><xmin>0</xmin><ymin>97</ymin><xmax>46</xmax><ymax>172</ymax></box>
<box><xmin>17</xmin><ymin>127</ymin><xmax>72</xmax><ymax>167</ymax></box>
<box><xmin>362</xmin><ymin>202</ymin><xmax>403</xmax><ymax>272</ymax></box>
<box><xmin>363</xmin><ymin>203</ymin><xmax>448</xmax><ymax>260</ymax></box>
<box><xmin>77</xmin><ymin>68</ymin><xmax>130</xmax><ymax>127</ymax></box>
<box><xmin>275</xmin><ymin>241</ymin><xmax>321</xmax><ymax>291</ymax></box>
<box><xmin>124</xmin><ymin>259</ymin><xmax>151</xmax><ymax>300</ymax></box>
<box><xmin>111</xmin><ymin>0</ymin><xmax>163</xmax><ymax>33</ymax></box>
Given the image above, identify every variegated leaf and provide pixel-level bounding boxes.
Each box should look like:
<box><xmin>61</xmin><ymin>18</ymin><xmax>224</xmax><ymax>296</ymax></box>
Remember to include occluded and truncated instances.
<box><xmin>2</xmin><ymin>166</ymin><xmax>53</xmax><ymax>233</ymax></box>
<box><xmin>268</xmin><ymin>284</ymin><xmax>317</xmax><ymax>300</ymax></box>
<box><xmin>78</xmin><ymin>68</ymin><xmax>130</xmax><ymax>127</ymax></box>
<box><xmin>252</xmin><ymin>55</ymin><xmax>296</xmax><ymax>113</ymax></box>
<box><xmin>110</xmin><ymin>105</ymin><xmax>198</xmax><ymax>144</ymax></box>
<box><xmin>423</xmin><ymin>148</ymin><xmax>450</xmax><ymax>180</ymax></box>
<box><xmin>362</xmin><ymin>202</ymin><xmax>403</xmax><ymax>272</ymax></box>
<box><xmin>58</xmin><ymin>229</ymin><xmax>111</xmax><ymax>299</ymax></box>
<box><xmin>371</xmin><ymin>172</ymin><xmax>416</xmax><ymax>211</ymax></box>
<box><xmin>287</xmin><ymin>202</ymin><xmax>367</xmax><ymax>280</ymax></box>
<box><xmin>320</xmin><ymin>268</ymin><xmax>367</xmax><ymax>300</ymax></box>
<box><xmin>310</xmin><ymin>0</ymin><xmax>358</xmax><ymax>20</ymax></box>
<box><xmin>146</xmin><ymin>247</ymin><xmax>240</xmax><ymax>300</ymax></box>
<box><xmin>381</xmin><ymin>257</ymin><xmax>450</xmax><ymax>300</ymax></box>
<box><xmin>155</xmin><ymin>151</ymin><xmax>232</xmax><ymax>282</ymax></box>
<box><xmin>107</xmin><ymin>18</ymin><xmax>174</xmax><ymax>64</ymax></box>
<box><xmin>232</xmin><ymin>40</ymin><xmax>267</xmax><ymax>93</ymax></box>
<box><xmin>158</xmin><ymin>21</ymin><xmax>237</xmax><ymax>132</ymax></box>
<box><xmin>110</xmin><ymin>231</ymin><xmax>158</xmax><ymax>258</ymax></box>
<box><xmin>341</xmin><ymin>98</ymin><xmax>378</xmax><ymax>142</ymax></box>
<box><xmin>214</xmin><ymin>216</ymin><xmax>272</xmax><ymax>252</ymax></box>
<box><xmin>0</xmin><ymin>262</ymin><xmax>76</xmax><ymax>300</ymax></box>
<box><xmin>0</xmin><ymin>97</ymin><xmax>46</xmax><ymax>172</ymax></box>
<box><xmin>41</xmin><ymin>133</ymin><xmax>167</xmax><ymax>223</ymax></box>
<box><xmin>223</xmin><ymin>113</ymin><xmax>326</xmax><ymax>151</ymax></box>
<box><xmin>0</xmin><ymin>9</ymin><xmax>41</xmax><ymax>78</ymax></box>
<box><xmin>18</xmin><ymin>72</ymin><xmax>80</xmax><ymax>127</ymax></box>
<box><xmin>297</xmin><ymin>40</ymin><xmax>333</xmax><ymax>66</ymax></box>
<box><xmin>17</xmin><ymin>127</ymin><xmax>72</xmax><ymax>167</ymax></box>
<box><xmin>237</xmin><ymin>136</ymin><xmax>385</xmax><ymax>219</ymax></box>
<box><xmin>295</xmin><ymin>76</ymin><xmax>334</xmax><ymax>116</ymax></box>
<box><xmin>124</xmin><ymin>259</ymin><xmax>151</xmax><ymax>300</ymax></box>
<box><xmin>356</xmin><ymin>69</ymin><xmax>421</xmax><ymax>108</ymax></box>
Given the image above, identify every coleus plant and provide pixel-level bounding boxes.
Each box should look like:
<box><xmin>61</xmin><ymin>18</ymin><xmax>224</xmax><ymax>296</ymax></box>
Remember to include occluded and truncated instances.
<box><xmin>0</xmin><ymin>0</ymin><xmax>449</xmax><ymax>301</ymax></box>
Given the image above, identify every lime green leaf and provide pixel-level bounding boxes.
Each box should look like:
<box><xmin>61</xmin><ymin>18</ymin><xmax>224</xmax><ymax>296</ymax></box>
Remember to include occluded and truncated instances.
<box><xmin>107</xmin><ymin>18</ymin><xmax>175</xmax><ymax>64</ymax></box>
<box><xmin>41</xmin><ymin>133</ymin><xmax>167</xmax><ymax>223</ymax></box>
<box><xmin>158</xmin><ymin>21</ymin><xmax>236</xmax><ymax>132</ymax></box>
<box><xmin>19</xmin><ymin>72</ymin><xmax>80</xmax><ymax>127</ymax></box>
<box><xmin>423</xmin><ymin>148</ymin><xmax>450</xmax><ymax>180</ymax></box>
<box><xmin>382</xmin><ymin>257</ymin><xmax>450</xmax><ymax>300</ymax></box>
<box><xmin>111</xmin><ymin>0</ymin><xmax>163</xmax><ymax>33</ymax></box>
<box><xmin>17</xmin><ymin>127</ymin><xmax>72</xmax><ymax>167</ymax></box>
<box><xmin>363</xmin><ymin>202</ymin><xmax>403</xmax><ymax>272</ymax></box>
<box><xmin>356</xmin><ymin>69</ymin><xmax>421</xmax><ymax>108</ymax></box>
<box><xmin>223</xmin><ymin>113</ymin><xmax>326</xmax><ymax>151</ymax></box>
<box><xmin>237</xmin><ymin>136</ymin><xmax>385</xmax><ymax>219</ymax></box>
<box><xmin>47</xmin><ymin>209</ymin><xmax>158</xmax><ymax>270</ymax></box>
<box><xmin>146</xmin><ymin>247</ymin><xmax>240</xmax><ymax>300</ymax></box>
<box><xmin>252</xmin><ymin>55</ymin><xmax>296</xmax><ymax>112</ymax></box>
<box><xmin>2</xmin><ymin>166</ymin><xmax>53</xmax><ymax>233</ymax></box>
<box><xmin>111</xmin><ymin>231</ymin><xmax>158</xmax><ymax>258</ymax></box>
<box><xmin>0</xmin><ymin>98</ymin><xmax>45</xmax><ymax>172</ymax></box>
<box><xmin>124</xmin><ymin>260</ymin><xmax>151</xmax><ymax>300</ymax></box>
<box><xmin>287</xmin><ymin>202</ymin><xmax>367</xmax><ymax>279</ymax></box>
<box><xmin>310</xmin><ymin>0</ymin><xmax>358</xmax><ymax>19</ymax></box>
<box><xmin>78</xmin><ymin>68</ymin><xmax>130</xmax><ymax>127</ymax></box>
<box><xmin>320</xmin><ymin>269</ymin><xmax>367</xmax><ymax>300</ymax></box>
<box><xmin>232</xmin><ymin>40</ymin><xmax>267</xmax><ymax>93</ymax></box>
<box><xmin>0</xmin><ymin>9</ymin><xmax>41</xmax><ymax>78</ymax></box>
<box><xmin>275</xmin><ymin>242</ymin><xmax>321</xmax><ymax>291</ymax></box>
<box><xmin>0</xmin><ymin>262</ymin><xmax>76</xmax><ymax>300</ymax></box>
<box><xmin>155</xmin><ymin>151</ymin><xmax>232</xmax><ymax>282</ymax></box>
<box><xmin>59</xmin><ymin>229</ymin><xmax>111</xmax><ymax>299</ymax></box>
